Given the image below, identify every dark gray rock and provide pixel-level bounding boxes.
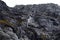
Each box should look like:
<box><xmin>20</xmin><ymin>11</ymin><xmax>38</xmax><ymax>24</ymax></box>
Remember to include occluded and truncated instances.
<box><xmin>0</xmin><ymin>0</ymin><xmax>60</xmax><ymax>40</ymax></box>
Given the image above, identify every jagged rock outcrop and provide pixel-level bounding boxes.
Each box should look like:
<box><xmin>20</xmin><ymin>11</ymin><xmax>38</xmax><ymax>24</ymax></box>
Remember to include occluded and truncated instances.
<box><xmin>0</xmin><ymin>0</ymin><xmax>60</xmax><ymax>40</ymax></box>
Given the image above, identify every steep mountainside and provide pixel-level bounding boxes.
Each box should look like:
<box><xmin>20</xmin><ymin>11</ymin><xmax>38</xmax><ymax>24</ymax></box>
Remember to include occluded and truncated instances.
<box><xmin>0</xmin><ymin>0</ymin><xmax>60</xmax><ymax>40</ymax></box>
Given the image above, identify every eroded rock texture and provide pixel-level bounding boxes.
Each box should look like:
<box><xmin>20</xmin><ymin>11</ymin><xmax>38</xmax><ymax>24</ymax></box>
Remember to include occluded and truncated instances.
<box><xmin>0</xmin><ymin>0</ymin><xmax>60</xmax><ymax>40</ymax></box>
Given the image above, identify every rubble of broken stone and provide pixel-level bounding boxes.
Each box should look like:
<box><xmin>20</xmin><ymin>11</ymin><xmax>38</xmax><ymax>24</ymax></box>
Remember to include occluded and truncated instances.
<box><xmin>0</xmin><ymin>1</ymin><xmax>60</xmax><ymax>40</ymax></box>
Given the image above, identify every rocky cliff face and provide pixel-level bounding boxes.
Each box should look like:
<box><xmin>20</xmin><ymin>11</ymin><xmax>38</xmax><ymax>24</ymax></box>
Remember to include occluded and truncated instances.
<box><xmin>0</xmin><ymin>0</ymin><xmax>60</xmax><ymax>40</ymax></box>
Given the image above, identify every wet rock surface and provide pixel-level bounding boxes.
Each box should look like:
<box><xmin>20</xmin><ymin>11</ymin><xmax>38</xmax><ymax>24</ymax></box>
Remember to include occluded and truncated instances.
<box><xmin>0</xmin><ymin>0</ymin><xmax>60</xmax><ymax>40</ymax></box>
